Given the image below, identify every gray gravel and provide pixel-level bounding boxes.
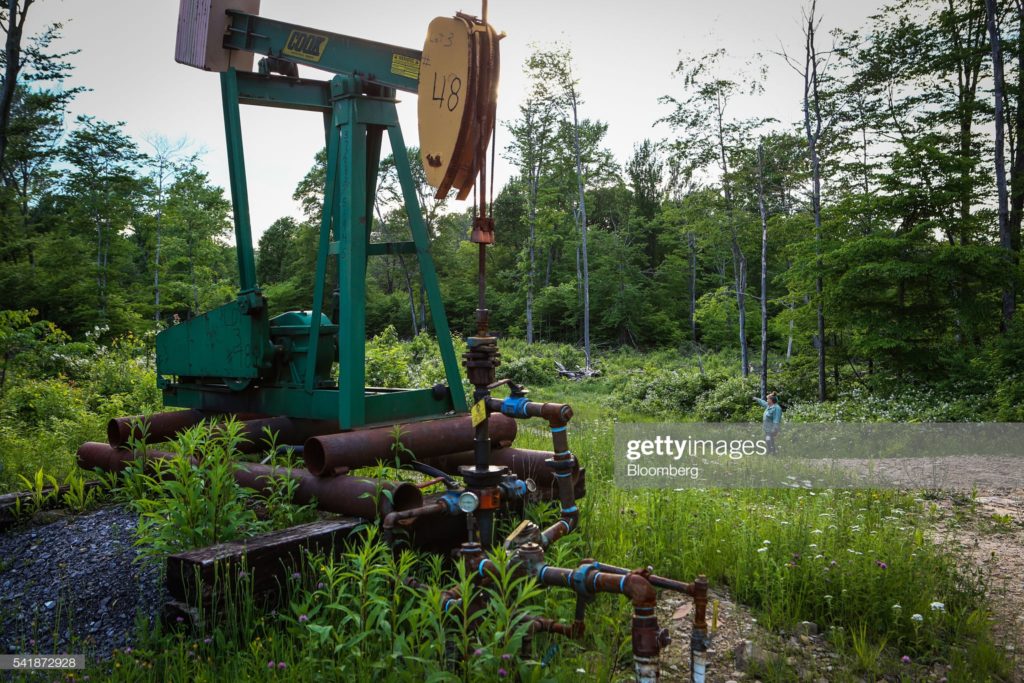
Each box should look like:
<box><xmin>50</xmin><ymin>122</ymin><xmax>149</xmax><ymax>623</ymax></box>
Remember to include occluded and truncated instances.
<box><xmin>0</xmin><ymin>505</ymin><xmax>166</xmax><ymax>661</ymax></box>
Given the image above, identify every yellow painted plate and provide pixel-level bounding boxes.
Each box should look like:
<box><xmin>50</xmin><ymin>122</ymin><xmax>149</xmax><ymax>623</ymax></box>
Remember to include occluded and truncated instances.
<box><xmin>418</xmin><ymin>17</ymin><xmax>473</xmax><ymax>192</ymax></box>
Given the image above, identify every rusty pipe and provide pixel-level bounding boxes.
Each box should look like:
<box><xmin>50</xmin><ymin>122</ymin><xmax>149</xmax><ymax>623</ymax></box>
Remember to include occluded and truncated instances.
<box><xmin>107</xmin><ymin>410</ymin><xmax>267</xmax><ymax>447</ymax></box>
<box><xmin>107</xmin><ymin>410</ymin><xmax>209</xmax><ymax>447</ymax></box>
<box><xmin>221</xmin><ymin>416</ymin><xmax>340</xmax><ymax>453</ymax></box>
<box><xmin>303</xmin><ymin>414</ymin><xmax>517</xmax><ymax>476</ymax></box>
<box><xmin>382</xmin><ymin>499</ymin><xmax>447</xmax><ymax>531</ymax></box>
<box><xmin>234</xmin><ymin>463</ymin><xmax>423</xmax><ymax>518</ymax></box>
<box><xmin>530</xmin><ymin>563</ymin><xmax>665</xmax><ymax>683</ymax></box>
<box><xmin>78</xmin><ymin>442</ymin><xmax>422</xmax><ymax>518</ymax></box>
<box><xmin>77</xmin><ymin>442</ymin><xmax>186</xmax><ymax>473</ymax></box>
<box><xmin>540</xmin><ymin>451</ymin><xmax>579</xmax><ymax>547</ymax></box>
<box><xmin>431</xmin><ymin>448</ymin><xmax>578</xmax><ymax>488</ymax></box>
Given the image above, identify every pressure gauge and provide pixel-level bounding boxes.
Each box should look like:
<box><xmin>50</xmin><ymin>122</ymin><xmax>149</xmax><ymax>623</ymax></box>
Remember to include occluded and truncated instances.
<box><xmin>457</xmin><ymin>491</ymin><xmax>480</xmax><ymax>513</ymax></box>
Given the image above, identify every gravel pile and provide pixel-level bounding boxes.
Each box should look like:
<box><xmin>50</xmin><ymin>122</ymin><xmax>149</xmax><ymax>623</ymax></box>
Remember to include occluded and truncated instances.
<box><xmin>0</xmin><ymin>505</ymin><xmax>167</xmax><ymax>661</ymax></box>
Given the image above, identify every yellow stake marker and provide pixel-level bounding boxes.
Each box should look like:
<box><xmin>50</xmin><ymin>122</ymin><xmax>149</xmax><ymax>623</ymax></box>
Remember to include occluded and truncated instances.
<box><xmin>712</xmin><ymin>599</ymin><xmax>719</xmax><ymax>633</ymax></box>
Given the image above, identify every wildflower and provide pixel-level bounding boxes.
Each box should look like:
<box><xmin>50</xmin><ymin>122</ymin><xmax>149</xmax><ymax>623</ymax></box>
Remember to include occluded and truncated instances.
<box><xmin>824</xmin><ymin>595</ymin><xmax>833</xmax><ymax>601</ymax></box>
<box><xmin>238</xmin><ymin>570</ymin><xmax>247</xmax><ymax>579</ymax></box>
<box><xmin>875</xmin><ymin>560</ymin><xmax>888</xmax><ymax>570</ymax></box>
<box><xmin>317</xmin><ymin>582</ymin><xmax>325</xmax><ymax>589</ymax></box>
<box><xmin>267</xmin><ymin>660</ymin><xmax>276</xmax><ymax>669</ymax></box>
<box><xmin>203</xmin><ymin>637</ymin><xmax>212</xmax><ymax>644</ymax></box>
<box><xmin>811</xmin><ymin>529</ymin><xmax>823</xmax><ymax>535</ymax></box>
<box><xmin>498</xmin><ymin>668</ymin><xmax>508</xmax><ymax>678</ymax></box>
<box><xmin>762</xmin><ymin>540</ymin><xmax>771</xmax><ymax>545</ymax></box>
<box><xmin>473</xmin><ymin>648</ymin><xmax>484</xmax><ymax>656</ymax></box>
<box><xmin>892</xmin><ymin>604</ymin><xmax>902</xmax><ymax>612</ymax></box>
<box><xmin>124</xmin><ymin>647</ymin><xmax>132</xmax><ymax>654</ymax></box>
<box><xmin>901</xmin><ymin>655</ymin><xmax>911</xmax><ymax>664</ymax></box>
<box><xmin>299</xmin><ymin>614</ymin><xmax>309</xmax><ymax>623</ymax></box>
<box><xmin>930</xmin><ymin>601</ymin><xmax>945</xmax><ymax>612</ymax></box>
<box><xmin>911</xmin><ymin>613</ymin><xmax>923</xmax><ymax>622</ymax></box>
<box><xmin>501</xmin><ymin>653</ymin><xmax>512</xmax><ymax>661</ymax></box>
<box><xmin>292</xmin><ymin>572</ymin><xmax>301</xmax><ymax>580</ymax></box>
<box><xmin>278</xmin><ymin>662</ymin><xmax>286</xmax><ymax>670</ymax></box>
<box><xmin>176</xmin><ymin>616</ymin><xmax>184</xmax><ymax>623</ymax></box>
<box><xmin>757</xmin><ymin>547</ymin><xmax>768</xmax><ymax>553</ymax></box>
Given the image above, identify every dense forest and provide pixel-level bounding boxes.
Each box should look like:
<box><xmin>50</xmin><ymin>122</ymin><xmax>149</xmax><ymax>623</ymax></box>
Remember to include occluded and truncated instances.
<box><xmin>3</xmin><ymin>0</ymin><xmax>1024</xmax><ymax>410</ymax></box>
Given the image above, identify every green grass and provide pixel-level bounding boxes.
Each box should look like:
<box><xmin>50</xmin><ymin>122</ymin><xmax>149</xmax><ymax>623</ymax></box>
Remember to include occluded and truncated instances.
<box><xmin>0</xmin><ymin>339</ymin><xmax>1015</xmax><ymax>681</ymax></box>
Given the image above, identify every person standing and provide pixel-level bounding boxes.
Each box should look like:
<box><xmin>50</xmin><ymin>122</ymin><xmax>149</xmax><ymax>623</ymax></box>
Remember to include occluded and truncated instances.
<box><xmin>753</xmin><ymin>391</ymin><xmax>782</xmax><ymax>454</ymax></box>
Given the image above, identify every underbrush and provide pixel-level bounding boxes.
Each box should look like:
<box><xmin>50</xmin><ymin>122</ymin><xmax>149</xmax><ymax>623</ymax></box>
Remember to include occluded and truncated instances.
<box><xmin>0</xmin><ymin>330</ymin><xmax>160</xmax><ymax>492</ymax></box>
<box><xmin>1</xmin><ymin>323</ymin><xmax>1015</xmax><ymax>680</ymax></box>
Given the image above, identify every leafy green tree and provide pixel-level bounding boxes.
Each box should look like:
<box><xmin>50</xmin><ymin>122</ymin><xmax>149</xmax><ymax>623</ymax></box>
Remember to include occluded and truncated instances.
<box><xmin>161</xmin><ymin>166</ymin><xmax>233</xmax><ymax>317</ymax></box>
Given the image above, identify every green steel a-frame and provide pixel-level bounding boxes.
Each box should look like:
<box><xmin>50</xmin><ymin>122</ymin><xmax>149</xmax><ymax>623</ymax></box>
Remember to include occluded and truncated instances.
<box><xmin>156</xmin><ymin>12</ymin><xmax>468</xmax><ymax>429</ymax></box>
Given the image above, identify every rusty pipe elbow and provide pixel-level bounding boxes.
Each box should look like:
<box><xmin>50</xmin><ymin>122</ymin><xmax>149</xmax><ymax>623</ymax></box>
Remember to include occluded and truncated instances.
<box><xmin>621</xmin><ymin>572</ymin><xmax>657</xmax><ymax>608</ymax></box>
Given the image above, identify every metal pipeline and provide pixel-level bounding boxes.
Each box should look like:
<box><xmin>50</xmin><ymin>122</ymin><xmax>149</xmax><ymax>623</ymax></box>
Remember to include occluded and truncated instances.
<box><xmin>77</xmin><ymin>441</ymin><xmax>184</xmax><ymax>472</ymax></box>
<box><xmin>465</xmin><ymin>544</ymin><xmax>669</xmax><ymax>683</ymax></box>
<box><xmin>381</xmin><ymin>499</ymin><xmax>449</xmax><ymax>544</ymax></box>
<box><xmin>107</xmin><ymin>410</ymin><xmax>268</xmax><ymax>447</ymax></box>
<box><xmin>303</xmin><ymin>413</ymin><xmax>517</xmax><ymax>476</ymax></box>
<box><xmin>223</xmin><ymin>416</ymin><xmax>340</xmax><ymax>453</ymax></box>
<box><xmin>77</xmin><ymin>442</ymin><xmax>422</xmax><ymax>518</ymax></box>
<box><xmin>431</xmin><ymin>447</ymin><xmax>579</xmax><ymax>488</ymax></box>
<box><xmin>540</xmin><ymin>449</ymin><xmax>579</xmax><ymax>547</ymax></box>
<box><xmin>234</xmin><ymin>463</ymin><xmax>423</xmax><ymax>518</ymax></box>
<box><xmin>107</xmin><ymin>410</ymin><xmax>209</xmax><ymax>447</ymax></box>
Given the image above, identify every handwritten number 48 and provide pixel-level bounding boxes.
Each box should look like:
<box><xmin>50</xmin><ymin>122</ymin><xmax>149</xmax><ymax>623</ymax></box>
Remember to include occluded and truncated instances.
<box><xmin>431</xmin><ymin>73</ymin><xmax>461</xmax><ymax>112</ymax></box>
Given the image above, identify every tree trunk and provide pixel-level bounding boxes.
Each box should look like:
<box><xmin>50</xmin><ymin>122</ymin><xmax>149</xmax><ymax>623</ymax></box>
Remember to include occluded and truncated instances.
<box><xmin>526</xmin><ymin>177</ymin><xmax>537</xmax><ymax>344</ymax></box>
<box><xmin>398</xmin><ymin>253</ymin><xmax>418</xmax><ymax>335</ymax></box>
<box><xmin>570</xmin><ymin>91</ymin><xmax>592</xmax><ymax>370</ymax></box>
<box><xmin>987</xmin><ymin>0</ymin><xmax>1016</xmax><ymax>328</ymax></box>
<box><xmin>1010</xmin><ymin>2</ymin><xmax>1024</xmax><ymax>255</ymax></box>
<box><xmin>714</xmin><ymin>87</ymin><xmax>747</xmax><ymax>377</ymax></box>
<box><xmin>0</xmin><ymin>0</ymin><xmax>32</xmax><ymax>171</ymax></box>
<box><xmin>689</xmin><ymin>231</ymin><xmax>697</xmax><ymax>342</ymax></box>
<box><xmin>802</xmin><ymin>0</ymin><xmax>827</xmax><ymax>402</ymax></box>
<box><xmin>757</xmin><ymin>143</ymin><xmax>769</xmax><ymax>399</ymax></box>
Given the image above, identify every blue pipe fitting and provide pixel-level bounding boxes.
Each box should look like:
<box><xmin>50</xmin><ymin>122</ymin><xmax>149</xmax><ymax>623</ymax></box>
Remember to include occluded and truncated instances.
<box><xmin>499</xmin><ymin>478</ymin><xmax>529</xmax><ymax>499</ymax></box>
<box><xmin>500</xmin><ymin>396</ymin><xmax>531</xmax><ymax>418</ymax></box>
<box><xmin>440</xmin><ymin>491</ymin><xmax>462</xmax><ymax>514</ymax></box>
<box><xmin>570</xmin><ymin>562</ymin><xmax>601</xmax><ymax>596</ymax></box>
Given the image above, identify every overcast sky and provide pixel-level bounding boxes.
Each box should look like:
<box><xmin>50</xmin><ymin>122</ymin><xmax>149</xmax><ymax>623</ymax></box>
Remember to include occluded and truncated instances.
<box><xmin>30</xmin><ymin>0</ymin><xmax>887</xmax><ymax>239</ymax></box>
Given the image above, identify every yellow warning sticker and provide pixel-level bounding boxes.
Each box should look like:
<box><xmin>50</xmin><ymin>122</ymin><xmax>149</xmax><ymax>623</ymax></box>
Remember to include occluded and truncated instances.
<box><xmin>392</xmin><ymin>53</ymin><xmax>421</xmax><ymax>80</ymax></box>
<box><xmin>470</xmin><ymin>399</ymin><xmax>487</xmax><ymax>427</ymax></box>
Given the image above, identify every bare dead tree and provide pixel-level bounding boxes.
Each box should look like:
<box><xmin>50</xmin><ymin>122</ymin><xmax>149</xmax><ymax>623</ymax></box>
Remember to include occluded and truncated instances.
<box><xmin>757</xmin><ymin>142</ymin><xmax>769</xmax><ymax>399</ymax></box>
<box><xmin>782</xmin><ymin>0</ymin><xmax>832</xmax><ymax>401</ymax></box>
<box><xmin>986</xmin><ymin>0</ymin><xmax>1016</xmax><ymax>328</ymax></box>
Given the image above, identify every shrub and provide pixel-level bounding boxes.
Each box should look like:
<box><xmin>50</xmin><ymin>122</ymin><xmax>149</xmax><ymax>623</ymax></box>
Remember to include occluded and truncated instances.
<box><xmin>365</xmin><ymin>325</ymin><xmax>410</xmax><ymax>387</ymax></box>
<box><xmin>614</xmin><ymin>366</ymin><xmax>716</xmax><ymax>417</ymax></box>
<box><xmin>693</xmin><ymin>375</ymin><xmax>761</xmax><ymax>421</ymax></box>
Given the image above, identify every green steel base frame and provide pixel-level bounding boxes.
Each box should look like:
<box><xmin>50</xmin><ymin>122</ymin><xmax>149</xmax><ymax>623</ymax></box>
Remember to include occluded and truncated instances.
<box><xmin>157</xmin><ymin>69</ymin><xmax>467</xmax><ymax>429</ymax></box>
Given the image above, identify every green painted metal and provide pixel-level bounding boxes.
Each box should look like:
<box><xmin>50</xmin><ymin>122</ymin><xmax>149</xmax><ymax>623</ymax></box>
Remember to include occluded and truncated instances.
<box><xmin>163</xmin><ymin>384</ymin><xmax>449</xmax><ymax>425</ymax></box>
<box><xmin>221</xmin><ymin>69</ymin><xmax>259</xmax><ymax>294</ymax></box>
<box><xmin>223</xmin><ymin>11</ymin><xmax>421</xmax><ymax>93</ymax></box>
<box><xmin>157</xmin><ymin>39</ymin><xmax>468</xmax><ymax>428</ymax></box>
<box><xmin>235</xmin><ymin>72</ymin><xmax>330</xmax><ymax>112</ymax></box>
<box><xmin>156</xmin><ymin>295</ymin><xmax>272</xmax><ymax>383</ymax></box>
